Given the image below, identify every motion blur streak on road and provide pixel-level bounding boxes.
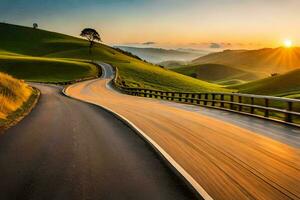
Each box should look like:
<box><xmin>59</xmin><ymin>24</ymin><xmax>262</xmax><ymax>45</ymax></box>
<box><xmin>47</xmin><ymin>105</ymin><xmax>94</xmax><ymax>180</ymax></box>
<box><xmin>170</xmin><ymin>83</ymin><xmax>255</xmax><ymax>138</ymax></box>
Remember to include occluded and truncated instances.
<box><xmin>66</xmin><ymin>62</ymin><xmax>300</xmax><ymax>200</ymax></box>
<box><xmin>0</xmin><ymin>84</ymin><xmax>197</xmax><ymax>200</ymax></box>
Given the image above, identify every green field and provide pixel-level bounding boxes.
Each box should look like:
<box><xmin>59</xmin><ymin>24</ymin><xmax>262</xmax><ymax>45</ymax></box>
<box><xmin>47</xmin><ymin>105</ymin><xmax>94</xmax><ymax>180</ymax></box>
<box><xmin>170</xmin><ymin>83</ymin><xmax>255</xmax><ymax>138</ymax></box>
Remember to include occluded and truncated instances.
<box><xmin>0</xmin><ymin>23</ymin><xmax>230</xmax><ymax>92</ymax></box>
<box><xmin>0</xmin><ymin>55</ymin><xmax>98</xmax><ymax>82</ymax></box>
<box><xmin>172</xmin><ymin>63</ymin><xmax>261</xmax><ymax>85</ymax></box>
<box><xmin>231</xmin><ymin>69</ymin><xmax>300</xmax><ymax>97</ymax></box>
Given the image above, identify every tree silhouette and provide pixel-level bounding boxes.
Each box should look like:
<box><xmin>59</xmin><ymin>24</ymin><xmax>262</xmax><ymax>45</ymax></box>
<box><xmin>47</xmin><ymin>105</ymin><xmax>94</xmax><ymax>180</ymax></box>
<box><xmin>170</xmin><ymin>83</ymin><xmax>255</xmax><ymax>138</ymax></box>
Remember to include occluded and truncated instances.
<box><xmin>80</xmin><ymin>28</ymin><xmax>101</xmax><ymax>54</ymax></box>
<box><xmin>33</xmin><ymin>23</ymin><xmax>38</xmax><ymax>29</ymax></box>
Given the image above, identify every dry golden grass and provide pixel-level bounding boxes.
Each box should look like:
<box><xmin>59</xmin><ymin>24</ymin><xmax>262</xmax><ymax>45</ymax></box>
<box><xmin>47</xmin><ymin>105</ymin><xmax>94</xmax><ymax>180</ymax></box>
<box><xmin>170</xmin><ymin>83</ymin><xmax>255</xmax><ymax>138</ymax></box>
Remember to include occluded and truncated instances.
<box><xmin>0</xmin><ymin>73</ymin><xmax>32</xmax><ymax>119</ymax></box>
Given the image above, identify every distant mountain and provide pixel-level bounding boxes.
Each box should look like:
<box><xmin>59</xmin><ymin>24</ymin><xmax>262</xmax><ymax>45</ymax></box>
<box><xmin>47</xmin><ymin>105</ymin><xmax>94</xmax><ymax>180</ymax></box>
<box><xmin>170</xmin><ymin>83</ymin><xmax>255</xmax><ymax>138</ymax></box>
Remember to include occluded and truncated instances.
<box><xmin>114</xmin><ymin>46</ymin><xmax>208</xmax><ymax>63</ymax></box>
<box><xmin>192</xmin><ymin>47</ymin><xmax>300</xmax><ymax>74</ymax></box>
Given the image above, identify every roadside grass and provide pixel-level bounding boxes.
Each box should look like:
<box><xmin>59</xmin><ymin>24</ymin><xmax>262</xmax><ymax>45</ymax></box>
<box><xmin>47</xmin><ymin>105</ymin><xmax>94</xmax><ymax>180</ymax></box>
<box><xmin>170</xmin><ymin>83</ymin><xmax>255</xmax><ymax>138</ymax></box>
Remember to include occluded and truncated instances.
<box><xmin>0</xmin><ymin>73</ymin><xmax>33</xmax><ymax>121</ymax></box>
<box><xmin>0</xmin><ymin>88</ymin><xmax>40</xmax><ymax>130</ymax></box>
<box><xmin>0</xmin><ymin>55</ymin><xmax>98</xmax><ymax>82</ymax></box>
<box><xmin>230</xmin><ymin>69</ymin><xmax>300</xmax><ymax>97</ymax></box>
<box><xmin>285</xmin><ymin>94</ymin><xmax>300</xmax><ymax>99</ymax></box>
<box><xmin>111</xmin><ymin>60</ymin><xmax>231</xmax><ymax>92</ymax></box>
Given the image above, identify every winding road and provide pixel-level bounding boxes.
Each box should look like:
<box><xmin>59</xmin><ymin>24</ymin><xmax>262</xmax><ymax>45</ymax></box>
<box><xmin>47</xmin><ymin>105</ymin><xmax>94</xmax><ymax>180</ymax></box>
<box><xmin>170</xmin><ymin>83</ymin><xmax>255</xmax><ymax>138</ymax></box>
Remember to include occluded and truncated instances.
<box><xmin>0</xmin><ymin>84</ymin><xmax>197</xmax><ymax>199</ymax></box>
<box><xmin>66</xmin><ymin>63</ymin><xmax>300</xmax><ymax>200</ymax></box>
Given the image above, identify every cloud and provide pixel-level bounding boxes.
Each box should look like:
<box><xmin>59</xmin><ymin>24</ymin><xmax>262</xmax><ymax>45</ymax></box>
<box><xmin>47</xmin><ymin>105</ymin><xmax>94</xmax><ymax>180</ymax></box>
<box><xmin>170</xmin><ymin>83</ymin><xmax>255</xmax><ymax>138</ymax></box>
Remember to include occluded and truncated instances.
<box><xmin>142</xmin><ymin>41</ymin><xmax>156</xmax><ymax>45</ymax></box>
<box><xmin>210</xmin><ymin>43</ymin><xmax>222</xmax><ymax>48</ymax></box>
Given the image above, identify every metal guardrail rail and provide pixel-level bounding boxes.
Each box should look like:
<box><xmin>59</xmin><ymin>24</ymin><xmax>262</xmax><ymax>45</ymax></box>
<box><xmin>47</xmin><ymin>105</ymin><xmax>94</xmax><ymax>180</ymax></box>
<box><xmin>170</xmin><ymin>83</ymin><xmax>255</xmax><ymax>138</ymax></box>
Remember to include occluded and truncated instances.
<box><xmin>113</xmin><ymin>68</ymin><xmax>300</xmax><ymax>127</ymax></box>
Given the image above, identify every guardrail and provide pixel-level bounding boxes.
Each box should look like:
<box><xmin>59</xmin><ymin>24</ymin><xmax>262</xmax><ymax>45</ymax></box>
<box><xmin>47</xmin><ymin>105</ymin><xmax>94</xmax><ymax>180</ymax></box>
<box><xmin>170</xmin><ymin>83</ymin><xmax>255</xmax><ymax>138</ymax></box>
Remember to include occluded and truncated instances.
<box><xmin>113</xmin><ymin>68</ymin><xmax>300</xmax><ymax>127</ymax></box>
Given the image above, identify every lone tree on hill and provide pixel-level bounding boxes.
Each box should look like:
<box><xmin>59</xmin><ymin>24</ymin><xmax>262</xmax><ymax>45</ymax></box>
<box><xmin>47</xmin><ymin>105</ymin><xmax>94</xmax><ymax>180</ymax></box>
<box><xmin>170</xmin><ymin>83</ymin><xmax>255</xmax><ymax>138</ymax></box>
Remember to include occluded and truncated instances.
<box><xmin>33</xmin><ymin>23</ymin><xmax>38</xmax><ymax>29</ymax></box>
<box><xmin>80</xmin><ymin>28</ymin><xmax>101</xmax><ymax>54</ymax></box>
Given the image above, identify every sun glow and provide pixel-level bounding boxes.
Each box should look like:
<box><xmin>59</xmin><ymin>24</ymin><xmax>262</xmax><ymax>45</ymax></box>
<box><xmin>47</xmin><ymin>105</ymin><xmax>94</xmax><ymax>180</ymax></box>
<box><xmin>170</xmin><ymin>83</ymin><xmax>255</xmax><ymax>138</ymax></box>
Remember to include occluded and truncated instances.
<box><xmin>283</xmin><ymin>39</ymin><xmax>293</xmax><ymax>48</ymax></box>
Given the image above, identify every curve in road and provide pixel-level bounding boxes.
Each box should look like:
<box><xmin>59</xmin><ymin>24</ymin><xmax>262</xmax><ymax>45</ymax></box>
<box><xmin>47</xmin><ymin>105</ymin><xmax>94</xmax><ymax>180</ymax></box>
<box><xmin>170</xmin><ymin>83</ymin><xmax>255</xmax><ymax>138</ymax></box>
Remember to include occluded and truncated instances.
<box><xmin>66</xmin><ymin>62</ymin><xmax>300</xmax><ymax>200</ymax></box>
<box><xmin>0</xmin><ymin>84</ymin><xmax>198</xmax><ymax>200</ymax></box>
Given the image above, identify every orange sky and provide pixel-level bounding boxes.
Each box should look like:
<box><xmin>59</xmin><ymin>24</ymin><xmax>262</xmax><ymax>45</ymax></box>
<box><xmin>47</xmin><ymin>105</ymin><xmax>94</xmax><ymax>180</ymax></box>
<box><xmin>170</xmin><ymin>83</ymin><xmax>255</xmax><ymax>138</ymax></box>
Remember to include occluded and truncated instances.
<box><xmin>2</xmin><ymin>0</ymin><xmax>300</xmax><ymax>49</ymax></box>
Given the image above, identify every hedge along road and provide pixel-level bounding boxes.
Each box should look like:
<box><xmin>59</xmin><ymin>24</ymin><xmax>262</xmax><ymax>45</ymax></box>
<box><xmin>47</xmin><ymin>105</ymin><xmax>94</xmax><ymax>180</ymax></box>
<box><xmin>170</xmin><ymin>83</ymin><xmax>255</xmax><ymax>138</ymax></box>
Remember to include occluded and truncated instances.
<box><xmin>0</xmin><ymin>83</ymin><xmax>198</xmax><ymax>200</ymax></box>
<box><xmin>66</xmin><ymin>62</ymin><xmax>300</xmax><ymax>200</ymax></box>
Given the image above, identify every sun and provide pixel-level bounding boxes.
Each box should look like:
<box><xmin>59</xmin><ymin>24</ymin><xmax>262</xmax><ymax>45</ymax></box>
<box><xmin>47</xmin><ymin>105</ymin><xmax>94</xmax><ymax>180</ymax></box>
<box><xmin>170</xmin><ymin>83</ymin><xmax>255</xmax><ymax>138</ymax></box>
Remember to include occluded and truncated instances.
<box><xmin>283</xmin><ymin>39</ymin><xmax>293</xmax><ymax>48</ymax></box>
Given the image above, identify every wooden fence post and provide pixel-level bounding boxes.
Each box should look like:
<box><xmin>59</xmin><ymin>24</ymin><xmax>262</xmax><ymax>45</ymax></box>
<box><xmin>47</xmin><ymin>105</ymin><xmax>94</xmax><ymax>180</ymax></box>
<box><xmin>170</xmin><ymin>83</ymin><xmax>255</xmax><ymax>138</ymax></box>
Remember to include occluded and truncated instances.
<box><xmin>212</xmin><ymin>94</ymin><xmax>215</xmax><ymax>106</ymax></box>
<box><xmin>191</xmin><ymin>94</ymin><xmax>195</xmax><ymax>104</ymax></box>
<box><xmin>238</xmin><ymin>96</ymin><xmax>242</xmax><ymax>111</ymax></box>
<box><xmin>204</xmin><ymin>94</ymin><xmax>208</xmax><ymax>105</ymax></box>
<box><xmin>220</xmin><ymin>94</ymin><xmax>224</xmax><ymax>108</ymax></box>
<box><xmin>230</xmin><ymin>95</ymin><xmax>234</xmax><ymax>110</ymax></box>
<box><xmin>285</xmin><ymin>101</ymin><xmax>293</xmax><ymax>123</ymax></box>
<box><xmin>264</xmin><ymin>98</ymin><xmax>269</xmax><ymax>118</ymax></box>
<box><xmin>179</xmin><ymin>93</ymin><xmax>182</xmax><ymax>102</ymax></box>
<box><xmin>250</xmin><ymin>97</ymin><xmax>254</xmax><ymax>114</ymax></box>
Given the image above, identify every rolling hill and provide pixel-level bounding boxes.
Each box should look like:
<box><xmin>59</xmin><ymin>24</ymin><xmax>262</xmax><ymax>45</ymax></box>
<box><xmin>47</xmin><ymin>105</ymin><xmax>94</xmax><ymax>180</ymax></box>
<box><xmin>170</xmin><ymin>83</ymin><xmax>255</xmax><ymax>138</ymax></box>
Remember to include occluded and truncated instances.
<box><xmin>114</xmin><ymin>46</ymin><xmax>208</xmax><ymax>63</ymax></box>
<box><xmin>0</xmin><ymin>23</ymin><xmax>99</xmax><ymax>82</ymax></box>
<box><xmin>0</xmin><ymin>23</ymin><xmax>87</xmax><ymax>56</ymax></box>
<box><xmin>0</xmin><ymin>55</ymin><xmax>98</xmax><ymax>82</ymax></box>
<box><xmin>0</xmin><ymin>23</ymin><xmax>229</xmax><ymax>92</ymax></box>
<box><xmin>172</xmin><ymin>64</ymin><xmax>262</xmax><ymax>85</ymax></box>
<box><xmin>231</xmin><ymin>69</ymin><xmax>300</xmax><ymax>97</ymax></box>
<box><xmin>192</xmin><ymin>48</ymin><xmax>300</xmax><ymax>74</ymax></box>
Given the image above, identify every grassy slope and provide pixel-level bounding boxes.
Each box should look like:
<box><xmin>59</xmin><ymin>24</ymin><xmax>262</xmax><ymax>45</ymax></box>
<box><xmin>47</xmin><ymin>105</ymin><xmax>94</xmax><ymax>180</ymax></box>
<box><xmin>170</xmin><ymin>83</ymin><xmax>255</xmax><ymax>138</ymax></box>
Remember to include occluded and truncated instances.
<box><xmin>192</xmin><ymin>48</ymin><xmax>300</xmax><ymax>74</ymax></box>
<box><xmin>0</xmin><ymin>73</ymin><xmax>33</xmax><ymax>120</ymax></box>
<box><xmin>0</xmin><ymin>55</ymin><xmax>98</xmax><ymax>82</ymax></box>
<box><xmin>49</xmin><ymin>46</ymin><xmax>229</xmax><ymax>92</ymax></box>
<box><xmin>0</xmin><ymin>23</ymin><xmax>98</xmax><ymax>82</ymax></box>
<box><xmin>115</xmin><ymin>61</ymin><xmax>230</xmax><ymax>92</ymax></box>
<box><xmin>0</xmin><ymin>23</ymin><xmax>86</xmax><ymax>56</ymax></box>
<box><xmin>231</xmin><ymin>69</ymin><xmax>300</xmax><ymax>96</ymax></box>
<box><xmin>172</xmin><ymin>63</ymin><xmax>260</xmax><ymax>85</ymax></box>
<box><xmin>0</xmin><ymin>23</ymin><xmax>229</xmax><ymax>92</ymax></box>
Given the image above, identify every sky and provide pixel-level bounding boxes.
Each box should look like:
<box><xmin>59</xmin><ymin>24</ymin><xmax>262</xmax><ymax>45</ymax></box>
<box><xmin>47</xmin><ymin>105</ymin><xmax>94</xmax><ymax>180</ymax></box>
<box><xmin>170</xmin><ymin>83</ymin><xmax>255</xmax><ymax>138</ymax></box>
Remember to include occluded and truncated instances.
<box><xmin>1</xmin><ymin>0</ymin><xmax>300</xmax><ymax>49</ymax></box>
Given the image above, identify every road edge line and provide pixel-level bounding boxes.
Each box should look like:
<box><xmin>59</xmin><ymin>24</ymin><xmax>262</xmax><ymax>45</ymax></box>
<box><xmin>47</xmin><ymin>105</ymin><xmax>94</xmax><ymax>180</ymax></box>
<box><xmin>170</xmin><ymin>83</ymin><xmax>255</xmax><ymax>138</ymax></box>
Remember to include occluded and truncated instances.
<box><xmin>62</xmin><ymin>86</ymin><xmax>213</xmax><ymax>200</ymax></box>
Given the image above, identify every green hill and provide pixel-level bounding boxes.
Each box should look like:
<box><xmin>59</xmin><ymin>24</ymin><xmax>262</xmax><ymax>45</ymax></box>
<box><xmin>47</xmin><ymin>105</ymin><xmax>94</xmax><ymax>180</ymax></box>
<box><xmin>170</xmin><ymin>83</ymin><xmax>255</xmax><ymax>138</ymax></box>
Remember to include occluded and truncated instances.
<box><xmin>192</xmin><ymin>48</ymin><xmax>300</xmax><ymax>74</ymax></box>
<box><xmin>0</xmin><ymin>23</ymin><xmax>99</xmax><ymax>82</ymax></box>
<box><xmin>0</xmin><ymin>23</ymin><xmax>86</xmax><ymax>56</ymax></box>
<box><xmin>0</xmin><ymin>23</ymin><xmax>230</xmax><ymax>92</ymax></box>
<box><xmin>231</xmin><ymin>69</ymin><xmax>300</xmax><ymax>97</ymax></box>
<box><xmin>0</xmin><ymin>55</ymin><xmax>98</xmax><ymax>82</ymax></box>
<box><xmin>172</xmin><ymin>63</ymin><xmax>262</xmax><ymax>85</ymax></box>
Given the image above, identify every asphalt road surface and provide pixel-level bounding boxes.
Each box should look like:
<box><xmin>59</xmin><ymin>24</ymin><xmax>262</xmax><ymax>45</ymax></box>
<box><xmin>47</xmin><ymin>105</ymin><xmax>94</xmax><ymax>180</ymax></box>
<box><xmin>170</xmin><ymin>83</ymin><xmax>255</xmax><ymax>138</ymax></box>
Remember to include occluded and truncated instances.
<box><xmin>66</xmin><ymin>62</ymin><xmax>300</xmax><ymax>200</ymax></box>
<box><xmin>0</xmin><ymin>84</ymin><xmax>197</xmax><ymax>200</ymax></box>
